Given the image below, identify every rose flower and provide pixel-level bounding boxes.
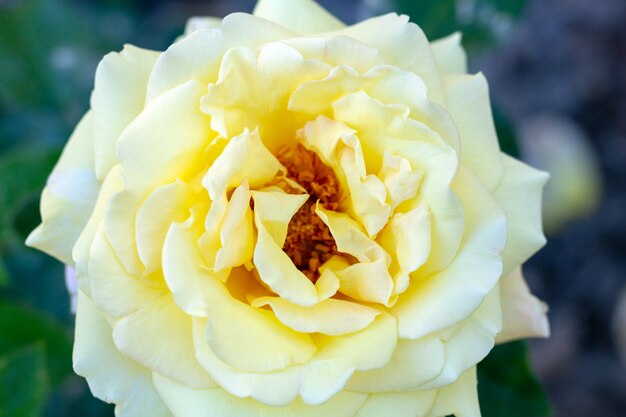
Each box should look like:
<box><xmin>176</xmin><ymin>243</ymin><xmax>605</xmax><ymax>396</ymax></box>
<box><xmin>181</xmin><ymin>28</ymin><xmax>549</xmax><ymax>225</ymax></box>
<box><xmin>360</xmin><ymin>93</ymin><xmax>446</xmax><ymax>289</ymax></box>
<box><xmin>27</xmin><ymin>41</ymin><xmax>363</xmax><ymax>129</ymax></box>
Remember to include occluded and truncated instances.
<box><xmin>27</xmin><ymin>0</ymin><xmax>550</xmax><ymax>415</ymax></box>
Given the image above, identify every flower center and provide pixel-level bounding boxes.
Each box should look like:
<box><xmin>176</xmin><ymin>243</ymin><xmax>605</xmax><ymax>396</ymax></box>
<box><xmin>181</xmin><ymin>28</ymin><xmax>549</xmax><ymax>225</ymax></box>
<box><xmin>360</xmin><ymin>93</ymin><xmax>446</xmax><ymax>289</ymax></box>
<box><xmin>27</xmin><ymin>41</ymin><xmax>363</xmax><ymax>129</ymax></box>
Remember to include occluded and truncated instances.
<box><xmin>277</xmin><ymin>144</ymin><xmax>342</xmax><ymax>282</ymax></box>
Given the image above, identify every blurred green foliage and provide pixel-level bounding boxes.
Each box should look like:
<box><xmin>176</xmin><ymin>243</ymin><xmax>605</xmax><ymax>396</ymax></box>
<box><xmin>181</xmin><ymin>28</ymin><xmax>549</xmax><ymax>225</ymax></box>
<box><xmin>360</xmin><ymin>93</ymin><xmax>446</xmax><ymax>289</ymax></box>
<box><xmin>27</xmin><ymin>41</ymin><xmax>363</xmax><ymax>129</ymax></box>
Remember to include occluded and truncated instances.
<box><xmin>478</xmin><ymin>342</ymin><xmax>550</xmax><ymax>417</ymax></box>
<box><xmin>0</xmin><ymin>0</ymin><xmax>547</xmax><ymax>416</ymax></box>
<box><xmin>395</xmin><ymin>0</ymin><xmax>527</xmax><ymax>52</ymax></box>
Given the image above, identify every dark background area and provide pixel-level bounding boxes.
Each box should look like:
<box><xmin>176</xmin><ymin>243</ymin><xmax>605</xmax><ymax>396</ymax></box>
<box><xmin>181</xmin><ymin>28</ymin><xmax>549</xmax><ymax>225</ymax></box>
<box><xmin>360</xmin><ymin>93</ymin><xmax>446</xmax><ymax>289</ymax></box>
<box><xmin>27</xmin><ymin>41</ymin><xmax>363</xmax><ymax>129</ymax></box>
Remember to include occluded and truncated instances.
<box><xmin>0</xmin><ymin>0</ymin><xmax>624</xmax><ymax>416</ymax></box>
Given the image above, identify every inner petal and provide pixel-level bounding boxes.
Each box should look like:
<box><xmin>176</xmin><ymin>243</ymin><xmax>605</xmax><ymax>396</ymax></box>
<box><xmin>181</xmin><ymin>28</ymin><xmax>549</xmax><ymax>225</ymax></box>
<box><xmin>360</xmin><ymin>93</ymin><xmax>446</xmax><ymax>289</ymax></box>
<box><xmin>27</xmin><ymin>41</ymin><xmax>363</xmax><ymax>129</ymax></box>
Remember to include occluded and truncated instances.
<box><xmin>277</xmin><ymin>144</ymin><xmax>344</xmax><ymax>282</ymax></box>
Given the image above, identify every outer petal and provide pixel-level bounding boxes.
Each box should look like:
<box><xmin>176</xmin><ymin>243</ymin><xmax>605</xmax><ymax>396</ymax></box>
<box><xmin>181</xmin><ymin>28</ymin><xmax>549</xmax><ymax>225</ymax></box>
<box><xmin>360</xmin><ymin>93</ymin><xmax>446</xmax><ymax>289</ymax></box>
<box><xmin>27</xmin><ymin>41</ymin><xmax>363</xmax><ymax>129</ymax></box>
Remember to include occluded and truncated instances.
<box><xmin>153</xmin><ymin>373</ymin><xmax>367</xmax><ymax>417</ymax></box>
<box><xmin>26</xmin><ymin>112</ymin><xmax>99</xmax><ymax>265</ymax></box>
<box><xmin>494</xmin><ymin>153</ymin><xmax>549</xmax><ymax>276</ymax></box>
<box><xmin>72</xmin><ymin>165</ymin><xmax>124</xmax><ymax>286</ymax></box>
<box><xmin>430</xmin><ymin>32</ymin><xmax>467</xmax><ymax>75</ymax></box>
<box><xmin>105</xmin><ymin>80</ymin><xmax>211</xmax><ymax>275</ymax></box>
<box><xmin>183</xmin><ymin>17</ymin><xmax>222</xmax><ymax>35</ymax></box>
<box><xmin>355</xmin><ymin>391</ymin><xmax>436</xmax><ymax>417</ymax></box>
<box><xmin>418</xmin><ymin>286</ymin><xmax>502</xmax><ymax>390</ymax></box>
<box><xmin>443</xmin><ymin>73</ymin><xmax>503</xmax><ymax>191</ymax></box>
<box><xmin>73</xmin><ymin>291</ymin><xmax>172</xmax><ymax>417</ymax></box>
<box><xmin>253</xmin><ymin>0</ymin><xmax>344</xmax><ymax>35</ymax></box>
<box><xmin>392</xmin><ymin>167</ymin><xmax>506</xmax><ymax>339</ymax></box>
<box><xmin>347</xmin><ymin>335</ymin><xmax>446</xmax><ymax>392</ymax></box>
<box><xmin>92</xmin><ymin>45</ymin><xmax>159</xmax><ymax>179</ymax></box>
<box><xmin>496</xmin><ymin>267</ymin><xmax>550</xmax><ymax>343</ymax></box>
<box><xmin>192</xmin><ymin>313</ymin><xmax>397</xmax><ymax>406</ymax></box>
<box><xmin>425</xmin><ymin>367</ymin><xmax>480</xmax><ymax>417</ymax></box>
<box><xmin>112</xmin><ymin>294</ymin><xmax>216</xmax><ymax>389</ymax></box>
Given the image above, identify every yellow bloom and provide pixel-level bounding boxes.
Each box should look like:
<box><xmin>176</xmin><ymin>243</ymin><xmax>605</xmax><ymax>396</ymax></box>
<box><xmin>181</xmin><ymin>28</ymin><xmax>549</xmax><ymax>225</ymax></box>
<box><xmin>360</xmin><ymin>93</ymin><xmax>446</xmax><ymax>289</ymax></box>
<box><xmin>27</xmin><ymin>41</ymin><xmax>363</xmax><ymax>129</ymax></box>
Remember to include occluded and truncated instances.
<box><xmin>27</xmin><ymin>0</ymin><xmax>550</xmax><ymax>416</ymax></box>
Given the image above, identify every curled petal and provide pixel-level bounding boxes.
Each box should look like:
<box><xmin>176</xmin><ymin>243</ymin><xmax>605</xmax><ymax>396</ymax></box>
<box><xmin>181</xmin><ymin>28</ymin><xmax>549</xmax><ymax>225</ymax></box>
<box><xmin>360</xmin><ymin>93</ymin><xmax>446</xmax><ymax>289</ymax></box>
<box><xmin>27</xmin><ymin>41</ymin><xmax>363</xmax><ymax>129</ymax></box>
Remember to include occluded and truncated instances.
<box><xmin>106</xmin><ymin>80</ymin><xmax>212</xmax><ymax>275</ymax></box>
<box><xmin>251</xmin><ymin>296</ymin><xmax>380</xmax><ymax>336</ymax></box>
<box><xmin>136</xmin><ymin>179</ymin><xmax>192</xmax><ymax>274</ymax></box>
<box><xmin>252</xmin><ymin>190</ymin><xmax>327</xmax><ymax>306</ymax></box>
<box><xmin>497</xmin><ymin>267</ymin><xmax>550</xmax><ymax>343</ymax></box>
<box><xmin>392</xmin><ymin>167</ymin><xmax>506</xmax><ymax>339</ymax></box>
<box><xmin>147</xmin><ymin>28</ymin><xmax>224</xmax><ymax>104</ymax></box>
<box><xmin>378</xmin><ymin>151</ymin><xmax>423</xmax><ymax>211</ymax></box>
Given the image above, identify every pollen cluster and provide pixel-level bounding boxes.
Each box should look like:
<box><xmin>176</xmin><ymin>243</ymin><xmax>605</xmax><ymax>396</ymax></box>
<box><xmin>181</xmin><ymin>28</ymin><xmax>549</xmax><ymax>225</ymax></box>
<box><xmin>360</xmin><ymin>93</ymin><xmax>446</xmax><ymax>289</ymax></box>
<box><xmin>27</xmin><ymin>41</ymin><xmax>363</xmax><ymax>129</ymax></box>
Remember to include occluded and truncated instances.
<box><xmin>277</xmin><ymin>144</ymin><xmax>343</xmax><ymax>282</ymax></box>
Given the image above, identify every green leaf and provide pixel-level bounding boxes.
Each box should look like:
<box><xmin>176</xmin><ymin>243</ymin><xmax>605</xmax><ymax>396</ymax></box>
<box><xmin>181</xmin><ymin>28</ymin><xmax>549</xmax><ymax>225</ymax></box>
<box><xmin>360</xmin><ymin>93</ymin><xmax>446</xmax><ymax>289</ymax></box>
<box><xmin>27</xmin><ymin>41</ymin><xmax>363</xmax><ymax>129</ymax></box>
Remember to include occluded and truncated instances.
<box><xmin>0</xmin><ymin>344</ymin><xmax>50</xmax><ymax>417</ymax></box>
<box><xmin>477</xmin><ymin>341</ymin><xmax>551</xmax><ymax>417</ymax></box>
<box><xmin>0</xmin><ymin>300</ymin><xmax>72</xmax><ymax>386</ymax></box>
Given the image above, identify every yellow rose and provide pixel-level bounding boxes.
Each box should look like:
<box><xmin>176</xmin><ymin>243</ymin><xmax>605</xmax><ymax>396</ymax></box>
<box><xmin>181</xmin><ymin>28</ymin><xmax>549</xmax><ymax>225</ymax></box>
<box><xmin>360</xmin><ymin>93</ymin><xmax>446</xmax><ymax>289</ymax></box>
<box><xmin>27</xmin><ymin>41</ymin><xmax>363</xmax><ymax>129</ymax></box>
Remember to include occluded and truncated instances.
<box><xmin>27</xmin><ymin>0</ymin><xmax>550</xmax><ymax>415</ymax></box>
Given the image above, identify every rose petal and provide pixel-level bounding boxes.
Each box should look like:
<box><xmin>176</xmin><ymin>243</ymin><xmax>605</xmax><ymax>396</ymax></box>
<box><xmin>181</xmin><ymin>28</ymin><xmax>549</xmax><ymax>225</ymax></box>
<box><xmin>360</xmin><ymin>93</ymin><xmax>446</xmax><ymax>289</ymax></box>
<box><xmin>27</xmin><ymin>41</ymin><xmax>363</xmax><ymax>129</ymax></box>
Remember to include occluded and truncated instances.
<box><xmin>200</xmin><ymin>43</ymin><xmax>330</xmax><ymax>143</ymax></box>
<box><xmin>136</xmin><ymin>179</ymin><xmax>192</xmax><ymax>274</ymax></box>
<box><xmin>392</xmin><ymin>167</ymin><xmax>506</xmax><ymax>339</ymax></box>
<box><xmin>355</xmin><ymin>390</ymin><xmax>436</xmax><ymax>417</ymax></box>
<box><xmin>430</xmin><ymin>32</ymin><xmax>467</xmax><ymax>75</ymax></box>
<box><xmin>425</xmin><ymin>367</ymin><xmax>480</xmax><ymax>417</ymax></box>
<box><xmin>92</xmin><ymin>45</ymin><xmax>159</xmax><ymax>179</ymax></box>
<box><xmin>347</xmin><ymin>335</ymin><xmax>446</xmax><ymax>392</ymax></box>
<box><xmin>112</xmin><ymin>293</ymin><xmax>215</xmax><ymax>389</ymax></box>
<box><xmin>252</xmin><ymin>189</ymin><xmax>327</xmax><ymax>306</ymax></box>
<box><xmin>26</xmin><ymin>112</ymin><xmax>99</xmax><ymax>265</ymax></box>
<box><xmin>333</xmin><ymin>13</ymin><xmax>446</xmax><ymax>105</ymax></box>
<box><xmin>252</xmin><ymin>0</ymin><xmax>344</xmax><ymax>35</ymax></box>
<box><xmin>147</xmin><ymin>29</ymin><xmax>223</xmax><ymax>104</ymax></box>
<box><xmin>494</xmin><ymin>153</ymin><xmax>549</xmax><ymax>276</ymax></box>
<box><xmin>105</xmin><ymin>80</ymin><xmax>212</xmax><ymax>276</ymax></box>
<box><xmin>89</xmin><ymin>225</ymin><xmax>163</xmax><ymax>319</ymax></box>
<box><xmin>443</xmin><ymin>73</ymin><xmax>503</xmax><ymax>191</ymax></box>
<box><xmin>497</xmin><ymin>267</ymin><xmax>550</xmax><ymax>343</ymax></box>
<box><xmin>153</xmin><ymin>373</ymin><xmax>367</xmax><ymax>417</ymax></box>
<box><xmin>251</xmin><ymin>296</ymin><xmax>380</xmax><ymax>336</ymax></box>
<box><xmin>73</xmin><ymin>291</ymin><xmax>174</xmax><ymax>417</ymax></box>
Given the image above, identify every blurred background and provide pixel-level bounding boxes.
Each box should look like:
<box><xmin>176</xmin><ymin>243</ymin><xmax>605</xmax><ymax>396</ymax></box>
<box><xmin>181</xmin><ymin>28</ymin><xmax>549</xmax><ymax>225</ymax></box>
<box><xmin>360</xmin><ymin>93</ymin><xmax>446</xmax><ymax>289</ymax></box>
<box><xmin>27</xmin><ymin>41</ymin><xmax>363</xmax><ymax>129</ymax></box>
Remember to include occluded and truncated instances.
<box><xmin>0</xmin><ymin>0</ymin><xmax>624</xmax><ymax>416</ymax></box>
